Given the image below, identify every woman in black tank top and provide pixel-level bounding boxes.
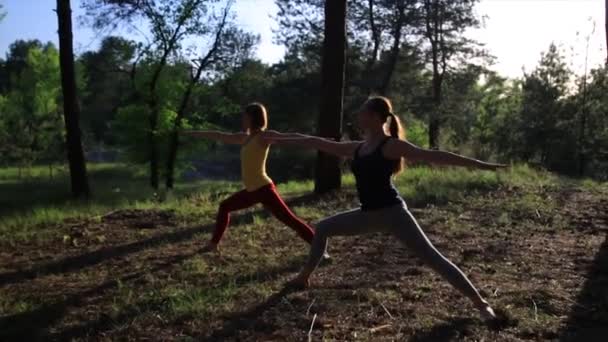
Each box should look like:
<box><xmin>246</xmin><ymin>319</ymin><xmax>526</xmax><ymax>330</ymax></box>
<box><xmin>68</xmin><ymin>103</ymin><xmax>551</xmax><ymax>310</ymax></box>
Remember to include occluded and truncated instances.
<box><xmin>351</xmin><ymin>136</ymin><xmax>403</xmax><ymax>210</ymax></box>
<box><xmin>265</xmin><ymin>96</ymin><xmax>505</xmax><ymax>322</ymax></box>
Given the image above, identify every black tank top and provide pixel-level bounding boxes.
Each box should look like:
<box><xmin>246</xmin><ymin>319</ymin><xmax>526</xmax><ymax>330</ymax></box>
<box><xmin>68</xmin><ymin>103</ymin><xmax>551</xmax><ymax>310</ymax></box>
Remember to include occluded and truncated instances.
<box><xmin>351</xmin><ymin>137</ymin><xmax>404</xmax><ymax>211</ymax></box>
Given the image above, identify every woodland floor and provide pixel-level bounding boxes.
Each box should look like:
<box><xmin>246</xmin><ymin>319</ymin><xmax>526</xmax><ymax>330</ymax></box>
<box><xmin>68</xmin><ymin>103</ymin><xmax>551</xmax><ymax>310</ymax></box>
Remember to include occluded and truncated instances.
<box><xmin>1</xmin><ymin>175</ymin><xmax>607</xmax><ymax>341</ymax></box>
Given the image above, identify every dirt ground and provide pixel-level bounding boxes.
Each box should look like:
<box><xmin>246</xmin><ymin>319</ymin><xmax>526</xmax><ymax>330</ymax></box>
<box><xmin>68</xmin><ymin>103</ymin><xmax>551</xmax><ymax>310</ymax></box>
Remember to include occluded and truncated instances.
<box><xmin>1</xmin><ymin>184</ymin><xmax>607</xmax><ymax>341</ymax></box>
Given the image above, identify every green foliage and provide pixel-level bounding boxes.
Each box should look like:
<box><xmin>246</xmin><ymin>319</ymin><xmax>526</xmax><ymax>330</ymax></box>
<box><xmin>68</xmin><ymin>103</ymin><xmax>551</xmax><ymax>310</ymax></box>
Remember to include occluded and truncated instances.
<box><xmin>519</xmin><ymin>44</ymin><xmax>573</xmax><ymax>166</ymax></box>
<box><xmin>471</xmin><ymin>75</ymin><xmax>523</xmax><ymax>160</ymax></box>
<box><xmin>404</xmin><ymin>116</ymin><xmax>428</xmax><ymax>148</ymax></box>
<box><xmin>575</xmin><ymin>66</ymin><xmax>608</xmax><ymax>178</ymax></box>
<box><xmin>79</xmin><ymin>36</ymin><xmax>138</xmax><ymax>143</ymax></box>
<box><xmin>114</xmin><ymin>104</ymin><xmax>191</xmax><ymax>165</ymax></box>
<box><xmin>0</xmin><ymin>42</ymin><xmax>64</xmax><ymax>170</ymax></box>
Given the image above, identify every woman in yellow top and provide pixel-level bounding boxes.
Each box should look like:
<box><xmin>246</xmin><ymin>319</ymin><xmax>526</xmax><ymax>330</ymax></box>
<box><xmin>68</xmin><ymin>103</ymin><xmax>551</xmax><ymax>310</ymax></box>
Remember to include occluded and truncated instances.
<box><xmin>183</xmin><ymin>103</ymin><xmax>317</xmax><ymax>253</ymax></box>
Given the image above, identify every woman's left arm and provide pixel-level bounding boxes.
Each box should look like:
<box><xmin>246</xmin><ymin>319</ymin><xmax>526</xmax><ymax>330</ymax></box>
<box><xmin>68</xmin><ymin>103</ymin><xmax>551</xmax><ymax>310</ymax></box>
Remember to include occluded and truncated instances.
<box><xmin>261</xmin><ymin>130</ymin><xmax>307</xmax><ymax>140</ymax></box>
<box><xmin>384</xmin><ymin>139</ymin><xmax>506</xmax><ymax>171</ymax></box>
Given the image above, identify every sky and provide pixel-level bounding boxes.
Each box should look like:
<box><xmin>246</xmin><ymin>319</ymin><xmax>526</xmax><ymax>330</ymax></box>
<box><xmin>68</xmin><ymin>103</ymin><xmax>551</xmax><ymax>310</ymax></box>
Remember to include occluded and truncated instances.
<box><xmin>0</xmin><ymin>0</ymin><xmax>605</xmax><ymax>78</ymax></box>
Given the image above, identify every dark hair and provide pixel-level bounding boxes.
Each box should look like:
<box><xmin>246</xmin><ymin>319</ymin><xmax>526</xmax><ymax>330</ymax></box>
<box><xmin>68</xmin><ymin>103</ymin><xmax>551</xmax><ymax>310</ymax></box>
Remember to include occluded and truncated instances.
<box><xmin>364</xmin><ymin>96</ymin><xmax>405</xmax><ymax>175</ymax></box>
<box><xmin>244</xmin><ymin>102</ymin><xmax>268</xmax><ymax>131</ymax></box>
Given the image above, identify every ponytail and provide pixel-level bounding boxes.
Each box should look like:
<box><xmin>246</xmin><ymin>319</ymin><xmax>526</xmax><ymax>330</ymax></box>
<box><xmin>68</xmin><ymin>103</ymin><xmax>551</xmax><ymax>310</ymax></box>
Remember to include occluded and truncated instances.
<box><xmin>387</xmin><ymin>112</ymin><xmax>405</xmax><ymax>175</ymax></box>
<box><xmin>365</xmin><ymin>96</ymin><xmax>405</xmax><ymax>175</ymax></box>
<box><xmin>388</xmin><ymin>112</ymin><xmax>404</xmax><ymax>140</ymax></box>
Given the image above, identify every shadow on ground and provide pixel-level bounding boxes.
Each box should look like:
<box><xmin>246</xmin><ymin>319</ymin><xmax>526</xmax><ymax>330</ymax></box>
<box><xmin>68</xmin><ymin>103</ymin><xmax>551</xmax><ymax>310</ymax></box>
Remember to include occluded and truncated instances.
<box><xmin>559</xmin><ymin>232</ymin><xmax>608</xmax><ymax>342</ymax></box>
<box><xmin>0</xmin><ymin>193</ymin><xmax>323</xmax><ymax>287</ymax></box>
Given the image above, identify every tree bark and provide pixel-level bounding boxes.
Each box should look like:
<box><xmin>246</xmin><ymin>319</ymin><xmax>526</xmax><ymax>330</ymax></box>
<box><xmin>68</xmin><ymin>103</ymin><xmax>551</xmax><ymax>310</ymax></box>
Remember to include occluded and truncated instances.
<box><xmin>56</xmin><ymin>0</ymin><xmax>90</xmax><ymax>198</ymax></box>
<box><xmin>314</xmin><ymin>0</ymin><xmax>347</xmax><ymax>194</ymax></box>
<box><xmin>426</xmin><ymin>0</ymin><xmax>443</xmax><ymax>150</ymax></box>
<box><xmin>429</xmin><ymin>61</ymin><xmax>442</xmax><ymax>149</ymax></box>
<box><xmin>363</xmin><ymin>0</ymin><xmax>380</xmax><ymax>94</ymax></box>
<box><xmin>378</xmin><ymin>2</ymin><xmax>406</xmax><ymax>95</ymax></box>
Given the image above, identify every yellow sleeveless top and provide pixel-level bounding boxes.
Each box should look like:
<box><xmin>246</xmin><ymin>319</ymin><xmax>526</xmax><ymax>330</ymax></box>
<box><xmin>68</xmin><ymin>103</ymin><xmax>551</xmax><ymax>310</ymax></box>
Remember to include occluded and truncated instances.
<box><xmin>240</xmin><ymin>133</ymin><xmax>273</xmax><ymax>191</ymax></box>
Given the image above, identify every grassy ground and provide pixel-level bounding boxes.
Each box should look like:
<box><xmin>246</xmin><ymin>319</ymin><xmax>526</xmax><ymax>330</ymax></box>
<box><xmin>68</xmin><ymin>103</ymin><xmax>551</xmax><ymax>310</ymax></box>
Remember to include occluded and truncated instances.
<box><xmin>0</xmin><ymin>163</ymin><xmax>607</xmax><ymax>341</ymax></box>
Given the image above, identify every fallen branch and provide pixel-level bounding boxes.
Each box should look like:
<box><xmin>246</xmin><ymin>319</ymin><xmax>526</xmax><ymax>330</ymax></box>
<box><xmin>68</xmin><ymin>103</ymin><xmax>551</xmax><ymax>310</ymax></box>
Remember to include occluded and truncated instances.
<box><xmin>95</xmin><ymin>209</ymin><xmax>122</xmax><ymax>220</ymax></box>
<box><xmin>379</xmin><ymin>302</ymin><xmax>393</xmax><ymax>320</ymax></box>
<box><xmin>308</xmin><ymin>313</ymin><xmax>317</xmax><ymax>342</ymax></box>
<box><xmin>370</xmin><ymin>324</ymin><xmax>392</xmax><ymax>333</ymax></box>
<box><xmin>306</xmin><ymin>298</ymin><xmax>317</xmax><ymax>316</ymax></box>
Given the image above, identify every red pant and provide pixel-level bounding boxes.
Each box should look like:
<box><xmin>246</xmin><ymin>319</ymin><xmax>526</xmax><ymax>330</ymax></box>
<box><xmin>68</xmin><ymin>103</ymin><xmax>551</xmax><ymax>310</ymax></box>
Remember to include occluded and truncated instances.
<box><xmin>211</xmin><ymin>183</ymin><xmax>315</xmax><ymax>244</ymax></box>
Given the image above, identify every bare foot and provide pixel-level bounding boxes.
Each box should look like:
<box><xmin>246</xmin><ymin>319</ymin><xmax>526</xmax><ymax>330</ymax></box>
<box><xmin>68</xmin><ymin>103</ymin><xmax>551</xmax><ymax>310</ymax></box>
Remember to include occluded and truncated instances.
<box><xmin>201</xmin><ymin>242</ymin><xmax>219</xmax><ymax>254</ymax></box>
<box><xmin>478</xmin><ymin>303</ymin><xmax>497</xmax><ymax>322</ymax></box>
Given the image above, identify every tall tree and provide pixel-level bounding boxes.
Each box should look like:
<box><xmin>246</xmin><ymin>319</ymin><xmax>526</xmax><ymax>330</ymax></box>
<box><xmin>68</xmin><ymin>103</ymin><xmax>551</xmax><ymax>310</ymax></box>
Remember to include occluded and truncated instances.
<box><xmin>56</xmin><ymin>0</ymin><xmax>90</xmax><ymax>198</ymax></box>
<box><xmin>165</xmin><ymin>0</ymin><xmax>258</xmax><ymax>189</ymax></box>
<box><xmin>418</xmin><ymin>0</ymin><xmax>480</xmax><ymax>149</ymax></box>
<box><xmin>314</xmin><ymin>0</ymin><xmax>347</xmax><ymax>194</ymax></box>
<box><xmin>79</xmin><ymin>36</ymin><xmax>137</xmax><ymax>143</ymax></box>
<box><xmin>377</xmin><ymin>0</ymin><xmax>410</xmax><ymax>95</ymax></box>
<box><xmin>0</xmin><ymin>43</ymin><xmax>64</xmax><ymax>173</ymax></box>
<box><xmin>1</xmin><ymin>40</ymin><xmax>44</xmax><ymax>94</ymax></box>
<box><xmin>520</xmin><ymin>44</ymin><xmax>571</xmax><ymax>166</ymax></box>
<box><xmin>275</xmin><ymin>0</ymin><xmax>416</xmax><ymax>96</ymax></box>
<box><xmin>583</xmin><ymin>66</ymin><xmax>608</xmax><ymax>176</ymax></box>
<box><xmin>84</xmin><ymin>0</ymin><xmax>211</xmax><ymax>189</ymax></box>
<box><xmin>577</xmin><ymin>23</ymin><xmax>596</xmax><ymax>175</ymax></box>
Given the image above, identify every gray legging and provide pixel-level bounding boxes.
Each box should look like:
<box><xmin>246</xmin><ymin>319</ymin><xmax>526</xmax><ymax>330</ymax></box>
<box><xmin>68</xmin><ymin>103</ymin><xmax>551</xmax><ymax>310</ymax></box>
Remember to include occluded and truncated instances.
<box><xmin>308</xmin><ymin>203</ymin><xmax>484</xmax><ymax>303</ymax></box>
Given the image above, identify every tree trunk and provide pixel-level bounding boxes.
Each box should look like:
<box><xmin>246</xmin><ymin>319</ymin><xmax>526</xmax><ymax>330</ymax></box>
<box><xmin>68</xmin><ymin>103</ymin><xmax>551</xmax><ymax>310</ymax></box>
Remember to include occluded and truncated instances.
<box><xmin>363</xmin><ymin>0</ymin><xmax>380</xmax><ymax>94</ymax></box>
<box><xmin>314</xmin><ymin>0</ymin><xmax>347</xmax><ymax>194</ymax></box>
<box><xmin>578</xmin><ymin>29</ymin><xmax>593</xmax><ymax>176</ymax></box>
<box><xmin>165</xmin><ymin>68</ymin><xmax>203</xmax><ymax>189</ymax></box>
<box><xmin>378</xmin><ymin>3</ymin><xmax>406</xmax><ymax>95</ymax></box>
<box><xmin>145</xmin><ymin>4</ymin><xmax>195</xmax><ymax>190</ymax></box>
<box><xmin>56</xmin><ymin>0</ymin><xmax>90</xmax><ymax>198</ymax></box>
<box><xmin>429</xmin><ymin>68</ymin><xmax>442</xmax><ymax>149</ymax></box>
<box><xmin>149</xmin><ymin>106</ymin><xmax>159</xmax><ymax>189</ymax></box>
<box><xmin>427</xmin><ymin>0</ymin><xmax>442</xmax><ymax>150</ymax></box>
<box><xmin>165</xmin><ymin>5</ymin><xmax>230</xmax><ymax>189</ymax></box>
<box><xmin>605</xmin><ymin>0</ymin><xmax>608</xmax><ymax>64</ymax></box>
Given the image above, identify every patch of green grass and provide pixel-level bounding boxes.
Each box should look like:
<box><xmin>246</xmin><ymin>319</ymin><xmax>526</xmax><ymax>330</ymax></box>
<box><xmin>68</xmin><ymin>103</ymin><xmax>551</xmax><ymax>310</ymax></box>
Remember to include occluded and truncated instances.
<box><xmin>395</xmin><ymin>167</ymin><xmax>501</xmax><ymax>205</ymax></box>
<box><xmin>164</xmin><ymin>283</ymin><xmax>241</xmax><ymax>318</ymax></box>
<box><xmin>276</xmin><ymin>178</ymin><xmax>316</xmax><ymax>195</ymax></box>
<box><xmin>0</xmin><ymin>162</ymin><xmax>593</xmax><ymax>246</ymax></box>
<box><xmin>0</xmin><ymin>293</ymin><xmax>38</xmax><ymax>315</ymax></box>
<box><xmin>0</xmin><ymin>163</ymin><xmax>241</xmax><ymax>244</ymax></box>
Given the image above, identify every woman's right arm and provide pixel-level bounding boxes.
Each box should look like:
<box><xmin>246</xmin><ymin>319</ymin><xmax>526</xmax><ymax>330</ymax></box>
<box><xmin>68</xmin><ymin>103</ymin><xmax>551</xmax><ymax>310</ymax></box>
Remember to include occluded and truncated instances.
<box><xmin>266</xmin><ymin>134</ymin><xmax>360</xmax><ymax>158</ymax></box>
<box><xmin>181</xmin><ymin>130</ymin><xmax>248</xmax><ymax>145</ymax></box>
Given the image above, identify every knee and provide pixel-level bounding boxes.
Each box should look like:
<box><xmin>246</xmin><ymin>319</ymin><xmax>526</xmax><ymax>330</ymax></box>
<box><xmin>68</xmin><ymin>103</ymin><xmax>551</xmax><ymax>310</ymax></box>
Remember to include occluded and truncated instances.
<box><xmin>218</xmin><ymin>200</ymin><xmax>231</xmax><ymax>214</ymax></box>
<box><xmin>314</xmin><ymin>222</ymin><xmax>330</xmax><ymax>238</ymax></box>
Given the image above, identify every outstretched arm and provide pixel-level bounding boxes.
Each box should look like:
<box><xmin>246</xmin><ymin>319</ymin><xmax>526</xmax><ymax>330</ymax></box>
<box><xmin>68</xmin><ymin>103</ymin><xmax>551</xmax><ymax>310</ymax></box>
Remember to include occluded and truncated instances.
<box><xmin>384</xmin><ymin>139</ymin><xmax>505</xmax><ymax>170</ymax></box>
<box><xmin>265</xmin><ymin>134</ymin><xmax>360</xmax><ymax>158</ymax></box>
<box><xmin>181</xmin><ymin>130</ymin><xmax>248</xmax><ymax>145</ymax></box>
<box><xmin>260</xmin><ymin>130</ymin><xmax>307</xmax><ymax>140</ymax></box>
